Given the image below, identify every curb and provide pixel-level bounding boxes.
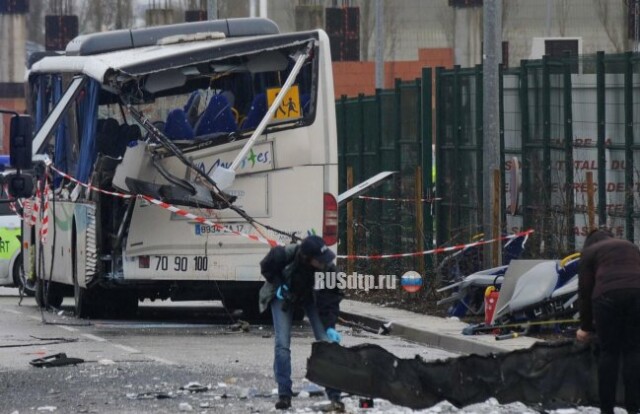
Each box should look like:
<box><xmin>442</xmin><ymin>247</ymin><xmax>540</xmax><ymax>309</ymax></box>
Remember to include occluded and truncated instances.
<box><xmin>339</xmin><ymin>305</ymin><xmax>540</xmax><ymax>356</ymax></box>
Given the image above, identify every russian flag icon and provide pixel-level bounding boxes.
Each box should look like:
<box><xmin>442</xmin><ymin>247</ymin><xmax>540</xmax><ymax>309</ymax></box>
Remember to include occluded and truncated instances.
<box><xmin>401</xmin><ymin>271</ymin><xmax>423</xmax><ymax>293</ymax></box>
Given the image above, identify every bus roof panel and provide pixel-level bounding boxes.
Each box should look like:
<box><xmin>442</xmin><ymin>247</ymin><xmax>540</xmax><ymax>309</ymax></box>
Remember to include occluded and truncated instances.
<box><xmin>30</xmin><ymin>31</ymin><xmax>319</xmax><ymax>83</ymax></box>
<box><xmin>66</xmin><ymin>18</ymin><xmax>280</xmax><ymax>56</ymax></box>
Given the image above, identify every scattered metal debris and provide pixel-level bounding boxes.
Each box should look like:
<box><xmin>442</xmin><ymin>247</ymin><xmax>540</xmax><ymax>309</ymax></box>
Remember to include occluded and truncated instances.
<box><xmin>125</xmin><ymin>391</ymin><xmax>173</xmax><ymax>400</ymax></box>
<box><xmin>229</xmin><ymin>320</ymin><xmax>250</xmax><ymax>332</ymax></box>
<box><xmin>30</xmin><ymin>353</ymin><xmax>84</xmax><ymax>368</ymax></box>
<box><xmin>180</xmin><ymin>382</ymin><xmax>209</xmax><ymax>393</ymax></box>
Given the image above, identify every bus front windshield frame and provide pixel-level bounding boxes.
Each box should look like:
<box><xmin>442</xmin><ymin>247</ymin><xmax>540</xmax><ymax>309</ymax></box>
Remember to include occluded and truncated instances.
<box><xmin>106</xmin><ymin>41</ymin><xmax>319</xmax><ymax>146</ymax></box>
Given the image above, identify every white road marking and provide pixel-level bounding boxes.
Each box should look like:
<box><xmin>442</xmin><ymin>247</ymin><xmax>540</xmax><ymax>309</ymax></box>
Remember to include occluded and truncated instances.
<box><xmin>3</xmin><ymin>308</ymin><xmax>22</xmax><ymax>315</ymax></box>
<box><xmin>144</xmin><ymin>354</ymin><xmax>175</xmax><ymax>365</ymax></box>
<box><xmin>27</xmin><ymin>315</ymin><xmax>41</xmax><ymax>321</ymax></box>
<box><xmin>57</xmin><ymin>325</ymin><xmax>78</xmax><ymax>332</ymax></box>
<box><xmin>112</xmin><ymin>343</ymin><xmax>141</xmax><ymax>354</ymax></box>
<box><xmin>81</xmin><ymin>333</ymin><xmax>107</xmax><ymax>342</ymax></box>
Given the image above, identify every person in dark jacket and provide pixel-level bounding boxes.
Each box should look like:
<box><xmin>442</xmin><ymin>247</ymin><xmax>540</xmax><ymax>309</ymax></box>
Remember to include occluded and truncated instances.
<box><xmin>577</xmin><ymin>229</ymin><xmax>640</xmax><ymax>414</ymax></box>
<box><xmin>258</xmin><ymin>235</ymin><xmax>344</xmax><ymax>412</ymax></box>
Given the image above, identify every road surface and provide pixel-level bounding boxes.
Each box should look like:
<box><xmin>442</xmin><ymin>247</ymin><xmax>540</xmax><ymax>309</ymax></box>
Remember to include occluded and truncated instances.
<box><xmin>0</xmin><ymin>288</ymin><xmax>457</xmax><ymax>413</ymax></box>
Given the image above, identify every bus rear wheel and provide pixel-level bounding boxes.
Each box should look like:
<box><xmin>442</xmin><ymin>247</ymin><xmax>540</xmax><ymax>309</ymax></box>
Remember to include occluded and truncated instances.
<box><xmin>35</xmin><ymin>278</ymin><xmax>64</xmax><ymax>309</ymax></box>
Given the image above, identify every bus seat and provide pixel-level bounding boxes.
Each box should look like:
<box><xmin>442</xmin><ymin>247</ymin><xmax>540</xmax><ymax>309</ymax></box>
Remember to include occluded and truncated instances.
<box><xmin>301</xmin><ymin>93</ymin><xmax>310</xmax><ymax>115</ymax></box>
<box><xmin>194</xmin><ymin>94</ymin><xmax>238</xmax><ymax>137</ymax></box>
<box><xmin>183</xmin><ymin>90</ymin><xmax>202</xmax><ymax>126</ymax></box>
<box><xmin>96</xmin><ymin>118</ymin><xmax>120</xmax><ymax>157</ymax></box>
<box><xmin>116</xmin><ymin>124</ymin><xmax>141</xmax><ymax>157</ymax></box>
<box><xmin>242</xmin><ymin>93</ymin><xmax>267</xmax><ymax>130</ymax></box>
<box><xmin>164</xmin><ymin>108</ymin><xmax>195</xmax><ymax>140</ymax></box>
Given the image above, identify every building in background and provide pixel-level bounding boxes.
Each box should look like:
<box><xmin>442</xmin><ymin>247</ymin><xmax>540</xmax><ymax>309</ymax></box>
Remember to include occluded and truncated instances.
<box><xmin>7</xmin><ymin>0</ymin><xmax>638</xmax><ymax>100</ymax></box>
<box><xmin>0</xmin><ymin>0</ymin><xmax>29</xmax><ymax>153</ymax></box>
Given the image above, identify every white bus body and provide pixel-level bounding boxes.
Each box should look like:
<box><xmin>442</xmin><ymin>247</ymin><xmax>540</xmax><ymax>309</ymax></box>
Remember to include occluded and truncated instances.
<box><xmin>21</xmin><ymin>18</ymin><xmax>338</xmax><ymax>317</ymax></box>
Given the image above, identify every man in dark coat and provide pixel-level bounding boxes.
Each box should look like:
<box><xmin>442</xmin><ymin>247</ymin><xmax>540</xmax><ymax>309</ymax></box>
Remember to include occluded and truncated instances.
<box><xmin>577</xmin><ymin>229</ymin><xmax>640</xmax><ymax>414</ymax></box>
<box><xmin>258</xmin><ymin>235</ymin><xmax>344</xmax><ymax>411</ymax></box>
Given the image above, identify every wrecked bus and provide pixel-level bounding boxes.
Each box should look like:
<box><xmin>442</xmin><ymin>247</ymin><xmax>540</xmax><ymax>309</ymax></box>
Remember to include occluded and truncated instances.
<box><xmin>14</xmin><ymin>18</ymin><xmax>338</xmax><ymax>317</ymax></box>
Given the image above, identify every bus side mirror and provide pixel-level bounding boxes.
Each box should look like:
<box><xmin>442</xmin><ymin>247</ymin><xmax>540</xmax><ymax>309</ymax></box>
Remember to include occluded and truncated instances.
<box><xmin>9</xmin><ymin>115</ymin><xmax>33</xmax><ymax>170</ymax></box>
<box><xmin>5</xmin><ymin>173</ymin><xmax>34</xmax><ymax>199</ymax></box>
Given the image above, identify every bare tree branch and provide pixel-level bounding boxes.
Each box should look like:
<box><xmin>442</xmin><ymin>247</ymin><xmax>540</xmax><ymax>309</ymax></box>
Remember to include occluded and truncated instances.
<box><xmin>556</xmin><ymin>0</ymin><xmax>570</xmax><ymax>37</ymax></box>
<box><xmin>593</xmin><ymin>0</ymin><xmax>626</xmax><ymax>52</ymax></box>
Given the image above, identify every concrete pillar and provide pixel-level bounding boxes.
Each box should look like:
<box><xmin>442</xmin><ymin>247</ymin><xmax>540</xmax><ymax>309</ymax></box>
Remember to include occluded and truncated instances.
<box><xmin>0</xmin><ymin>1</ymin><xmax>28</xmax><ymax>151</ymax></box>
<box><xmin>0</xmin><ymin>2</ymin><xmax>28</xmax><ymax>86</ymax></box>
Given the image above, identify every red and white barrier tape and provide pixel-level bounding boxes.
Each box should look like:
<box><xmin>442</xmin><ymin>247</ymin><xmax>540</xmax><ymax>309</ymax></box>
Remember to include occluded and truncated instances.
<box><xmin>40</xmin><ymin>176</ymin><xmax>50</xmax><ymax>243</ymax></box>
<box><xmin>30</xmin><ymin>186</ymin><xmax>40</xmax><ymax>226</ymax></box>
<box><xmin>48</xmin><ymin>164</ymin><xmax>133</xmax><ymax>199</ymax></box>
<box><xmin>47</xmin><ymin>162</ymin><xmax>282</xmax><ymax>248</ymax></box>
<box><xmin>139</xmin><ymin>196</ymin><xmax>281</xmax><ymax>247</ymax></box>
<box><xmin>336</xmin><ymin>229</ymin><xmax>534</xmax><ymax>260</ymax></box>
<box><xmin>358</xmin><ymin>195</ymin><xmax>442</xmax><ymax>202</ymax></box>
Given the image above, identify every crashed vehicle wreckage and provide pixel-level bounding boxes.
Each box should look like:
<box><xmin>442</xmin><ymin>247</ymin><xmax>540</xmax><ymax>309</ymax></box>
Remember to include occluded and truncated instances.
<box><xmin>435</xmin><ymin>232</ymin><xmax>582</xmax><ymax>328</ymax></box>
<box><xmin>12</xmin><ymin>18</ymin><xmax>340</xmax><ymax>318</ymax></box>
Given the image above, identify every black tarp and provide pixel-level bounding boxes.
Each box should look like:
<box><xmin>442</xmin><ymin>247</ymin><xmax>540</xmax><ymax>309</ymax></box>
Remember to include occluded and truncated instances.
<box><xmin>307</xmin><ymin>341</ymin><xmax>622</xmax><ymax>410</ymax></box>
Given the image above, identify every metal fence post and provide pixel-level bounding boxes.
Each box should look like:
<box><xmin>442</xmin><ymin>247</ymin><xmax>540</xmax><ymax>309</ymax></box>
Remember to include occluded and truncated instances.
<box><xmin>475</xmin><ymin>64</ymin><xmax>484</xmax><ymax>226</ymax></box>
<box><xmin>499</xmin><ymin>63</ymin><xmax>506</xmax><ymax>228</ymax></box>
<box><xmin>435</xmin><ymin>67</ymin><xmax>445</xmax><ymax>245</ymax></box>
<box><xmin>624</xmin><ymin>51</ymin><xmax>634</xmax><ymax>241</ymax></box>
<box><xmin>422</xmin><ymin>67</ymin><xmax>433</xmax><ymax>252</ymax></box>
<box><xmin>374</xmin><ymin>88</ymin><xmax>383</xmax><ymax>254</ymax></box>
<box><xmin>357</xmin><ymin>93</ymin><xmax>366</xmax><ymax>224</ymax></box>
<box><xmin>563</xmin><ymin>54</ymin><xmax>575</xmax><ymax>252</ymax></box>
<box><xmin>542</xmin><ymin>55</ymin><xmax>552</xmax><ymax>254</ymax></box>
<box><xmin>339</xmin><ymin>95</ymin><xmax>348</xmax><ymax>194</ymax></box>
<box><xmin>453</xmin><ymin>66</ymin><xmax>462</xmax><ymax>236</ymax></box>
<box><xmin>596</xmin><ymin>51</ymin><xmax>607</xmax><ymax>228</ymax></box>
<box><xmin>337</xmin><ymin>95</ymin><xmax>348</xmax><ymax>252</ymax></box>
<box><xmin>394</xmin><ymin>78</ymin><xmax>403</xmax><ymax>251</ymax></box>
<box><xmin>520</xmin><ymin>60</ymin><xmax>531</xmax><ymax>237</ymax></box>
<box><xmin>358</xmin><ymin>93</ymin><xmax>366</xmax><ymax>184</ymax></box>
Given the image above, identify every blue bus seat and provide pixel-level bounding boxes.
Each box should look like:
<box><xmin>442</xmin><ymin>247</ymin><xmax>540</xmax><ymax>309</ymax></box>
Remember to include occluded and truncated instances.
<box><xmin>183</xmin><ymin>90</ymin><xmax>202</xmax><ymax>126</ymax></box>
<box><xmin>194</xmin><ymin>94</ymin><xmax>238</xmax><ymax>137</ymax></box>
<box><xmin>242</xmin><ymin>93</ymin><xmax>267</xmax><ymax>130</ymax></box>
<box><xmin>164</xmin><ymin>109</ymin><xmax>195</xmax><ymax>140</ymax></box>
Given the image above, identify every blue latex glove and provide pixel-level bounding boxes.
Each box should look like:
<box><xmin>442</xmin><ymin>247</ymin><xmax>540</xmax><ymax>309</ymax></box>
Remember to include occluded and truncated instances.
<box><xmin>276</xmin><ymin>284</ymin><xmax>289</xmax><ymax>300</ymax></box>
<box><xmin>326</xmin><ymin>327</ymin><xmax>341</xmax><ymax>343</ymax></box>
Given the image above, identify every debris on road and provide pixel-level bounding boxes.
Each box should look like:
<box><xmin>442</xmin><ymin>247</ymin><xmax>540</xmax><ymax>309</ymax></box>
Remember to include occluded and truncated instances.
<box><xmin>229</xmin><ymin>320</ymin><xmax>250</xmax><ymax>332</ymax></box>
<box><xmin>180</xmin><ymin>381</ymin><xmax>209</xmax><ymax>393</ymax></box>
<box><xmin>29</xmin><ymin>353</ymin><xmax>84</xmax><ymax>368</ymax></box>
<box><xmin>178</xmin><ymin>402</ymin><xmax>194</xmax><ymax>411</ymax></box>
<box><xmin>126</xmin><ymin>391</ymin><xmax>173</xmax><ymax>400</ymax></box>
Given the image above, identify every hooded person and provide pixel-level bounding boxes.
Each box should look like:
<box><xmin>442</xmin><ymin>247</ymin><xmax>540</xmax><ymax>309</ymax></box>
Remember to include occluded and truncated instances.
<box><xmin>577</xmin><ymin>228</ymin><xmax>640</xmax><ymax>414</ymax></box>
<box><xmin>258</xmin><ymin>235</ymin><xmax>344</xmax><ymax>411</ymax></box>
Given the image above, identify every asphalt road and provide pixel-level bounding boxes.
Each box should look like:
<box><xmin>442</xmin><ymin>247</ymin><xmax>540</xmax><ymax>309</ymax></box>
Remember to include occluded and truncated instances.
<box><xmin>0</xmin><ymin>288</ymin><xmax>456</xmax><ymax>414</ymax></box>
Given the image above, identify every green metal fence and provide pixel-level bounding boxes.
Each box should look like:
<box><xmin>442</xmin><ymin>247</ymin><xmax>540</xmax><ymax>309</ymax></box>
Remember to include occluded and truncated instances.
<box><xmin>336</xmin><ymin>73</ymin><xmax>434</xmax><ymax>276</ymax></box>
<box><xmin>337</xmin><ymin>52</ymin><xmax>640</xmax><ymax>275</ymax></box>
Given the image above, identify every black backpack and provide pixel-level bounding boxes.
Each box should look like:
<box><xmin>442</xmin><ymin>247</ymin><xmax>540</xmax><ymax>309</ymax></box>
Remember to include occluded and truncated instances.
<box><xmin>259</xmin><ymin>246</ymin><xmax>289</xmax><ymax>284</ymax></box>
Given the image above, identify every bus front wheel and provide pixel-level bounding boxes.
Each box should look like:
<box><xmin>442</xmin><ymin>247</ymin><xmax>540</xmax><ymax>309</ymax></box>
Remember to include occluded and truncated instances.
<box><xmin>13</xmin><ymin>255</ymin><xmax>35</xmax><ymax>297</ymax></box>
<box><xmin>74</xmin><ymin>278</ymin><xmax>96</xmax><ymax>319</ymax></box>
